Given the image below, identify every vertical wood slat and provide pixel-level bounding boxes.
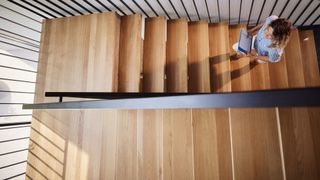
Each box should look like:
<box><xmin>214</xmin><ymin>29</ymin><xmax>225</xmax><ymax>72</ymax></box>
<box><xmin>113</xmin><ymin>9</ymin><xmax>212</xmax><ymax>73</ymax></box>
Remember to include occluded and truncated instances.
<box><xmin>27</xmin><ymin>12</ymin><xmax>121</xmax><ymax>179</ymax></box>
<box><xmin>143</xmin><ymin>16</ymin><xmax>166</xmax><ymax>92</ymax></box>
<box><xmin>166</xmin><ymin>18</ymin><xmax>188</xmax><ymax>93</ymax></box>
<box><xmin>115</xmin><ymin>14</ymin><xmax>142</xmax><ymax>180</ymax></box>
<box><xmin>209</xmin><ymin>22</ymin><xmax>231</xmax><ymax>92</ymax></box>
<box><xmin>188</xmin><ymin>21</ymin><xmax>210</xmax><ymax>93</ymax></box>
<box><xmin>228</xmin><ymin>24</ymin><xmax>284</xmax><ymax>180</ymax></box>
<box><xmin>118</xmin><ymin>14</ymin><xmax>143</xmax><ymax>92</ymax></box>
<box><xmin>163</xmin><ymin>18</ymin><xmax>194</xmax><ymax>180</ymax></box>
<box><xmin>188</xmin><ymin>21</ymin><xmax>233</xmax><ymax>180</ymax></box>
<box><xmin>140</xmin><ymin>16</ymin><xmax>166</xmax><ymax>180</ymax></box>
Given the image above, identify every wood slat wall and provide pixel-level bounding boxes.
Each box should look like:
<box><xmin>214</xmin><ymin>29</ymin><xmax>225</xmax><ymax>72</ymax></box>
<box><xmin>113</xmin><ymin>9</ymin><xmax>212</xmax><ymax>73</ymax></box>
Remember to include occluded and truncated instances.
<box><xmin>28</xmin><ymin>11</ymin><xmax>320</xmax><ymax>180</ymax></box>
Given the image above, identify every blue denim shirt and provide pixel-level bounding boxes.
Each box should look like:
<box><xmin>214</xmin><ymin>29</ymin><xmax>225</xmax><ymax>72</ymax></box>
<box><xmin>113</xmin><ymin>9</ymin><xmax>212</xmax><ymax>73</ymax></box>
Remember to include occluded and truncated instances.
<box><xmin>254</xmin><ymin>15</ymin><xmax>283</xmax><ymax>63</ymax></box>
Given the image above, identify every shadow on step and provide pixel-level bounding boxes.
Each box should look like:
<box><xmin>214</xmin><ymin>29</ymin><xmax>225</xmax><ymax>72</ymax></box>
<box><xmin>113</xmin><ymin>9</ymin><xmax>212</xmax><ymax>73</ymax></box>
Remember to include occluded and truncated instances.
<box><xmin>209</xmin><ymin>53</ymin><xmax>258</xmax><ymax>91</ymax></box>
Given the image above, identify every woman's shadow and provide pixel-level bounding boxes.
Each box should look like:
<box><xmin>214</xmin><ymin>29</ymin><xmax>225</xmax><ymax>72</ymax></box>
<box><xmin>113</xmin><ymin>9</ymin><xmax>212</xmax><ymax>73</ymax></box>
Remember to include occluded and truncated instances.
<box><xmin>209</xmin><ymin>53</ymin><xmax>258</xmax><ymax>91</ymax></box>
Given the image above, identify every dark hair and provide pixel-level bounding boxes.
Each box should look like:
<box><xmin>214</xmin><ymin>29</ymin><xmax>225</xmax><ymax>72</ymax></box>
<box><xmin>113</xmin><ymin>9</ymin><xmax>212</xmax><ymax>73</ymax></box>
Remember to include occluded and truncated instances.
<box><xmin>268</xmin><ymin>18</ymin><xmax>292</xmax><ymax>48</ymax></box>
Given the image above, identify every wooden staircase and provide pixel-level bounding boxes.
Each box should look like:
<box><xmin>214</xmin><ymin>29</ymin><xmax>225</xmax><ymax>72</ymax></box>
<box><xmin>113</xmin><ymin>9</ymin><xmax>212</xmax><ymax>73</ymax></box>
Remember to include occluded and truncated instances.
<box><xmin>27</xmin><ymin>12</ymin><xmax>320</xmax><ymax>180</ymax></box>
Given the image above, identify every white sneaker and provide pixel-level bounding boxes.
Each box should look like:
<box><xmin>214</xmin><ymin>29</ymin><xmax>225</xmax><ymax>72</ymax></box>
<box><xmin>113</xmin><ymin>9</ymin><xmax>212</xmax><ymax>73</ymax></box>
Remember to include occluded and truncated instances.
<box><xmin>256</xmin><ymin>59</ymin><xmax>266</xmax><ymax>64</ymax></box>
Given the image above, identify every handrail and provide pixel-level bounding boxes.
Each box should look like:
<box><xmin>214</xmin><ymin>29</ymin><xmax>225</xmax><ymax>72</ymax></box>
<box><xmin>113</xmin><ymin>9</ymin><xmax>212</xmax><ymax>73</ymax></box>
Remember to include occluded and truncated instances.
<box><xmin>23</xmin><ymin>87</ymin><xmax>320</xmax><ymax>109</ymax></box>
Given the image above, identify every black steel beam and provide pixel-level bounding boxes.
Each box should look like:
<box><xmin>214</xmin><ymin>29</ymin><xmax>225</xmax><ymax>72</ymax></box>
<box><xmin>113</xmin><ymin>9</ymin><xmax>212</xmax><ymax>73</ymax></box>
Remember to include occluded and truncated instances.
<box><xmin>120</xmin><ymin>0</ymin><xmax>135</xmax><ymax>14</ymax></box>
<box><xmin>0</xmin><ymin>114</ymin><xmax>32</xmax><ymax>118</ymax></box>
<box><xmin>46</xmin><ymin>0</ymin><xmax>75</xmax><ymax>16</ymax></box>
<box><xmin>157</xmin><ymin>0</ymin><xmax>171</xmax><ymax>19</ymax></box>
<box><xmin>0</xmin><ymin>52</ymin><xmax>38</xmax><ymax>63</ymax></box>
<box><xmin>180</xmin><ymin>0</ymin><xmax>190</xmax><ymax>21</ymax></box>
<box><xmin>269</xmin><ymin>0</ymin><xmax>278</xmax><ymax>16</ymax></box>
<box><xmin>311</xmin><ymin>14</ymin><xmax>320</xmax><ymax>25</ymax></box>
<box><xmin>0</xmin><ymin>28</ymin><xmax>40</xmax><ymax>43</ymax></box>
<box><xmin>0</xmin><ymin>40</ymin><xmax>39</xmax><ymax>53</ymax></box>
<box><xmin>71</xmin><ymin>0</ymin><xmax>93</xmax><ymax>14</ymax></box>
<box><xmin>238</xmin><ymin>0</ymin><xmax>242</xmax><ymax>23</ymax></box>
<box><xmin>20</xmin><ymin>0</ymin><xmax>57</xmax><ymax>18</ymax></box>
<box><xmin>58</xmin><ymin>0</ymin><xmax>84</xmax><ymax>15</ymax></box>
<box><xmin>293</xmin><ymin>0</ymin><xmax>313</xmax><ymax>25</ymax></box>
<box><xmin>216</xmin><ymin>0</ymin><xmax>220</xmax><ymax>22</ymax></box>
<box><xmin>0</xmin><ymin>16</ymin><xmax>41</xmax><ymax>33</ymax></box>
<box><xmin>132</xmin><ymin>0</ymin><xmax>149</xmax><ymax>17</ymax></box>
<box><xmin>287</xmin><ymin>0</ymin><xmax>302</xmax><ymax>20</ymax></box>
<box><xmin>301</xmin><ymin>3</ymin><xmax>320</xmax><ymax>26</ymax></box>
<box><xmin>205</xmin><ymin>0</ymin><xmax>211</xmax><ymax>23</ymax></box>
<box><xmin>23</xmin><ymin>87</ymin><xmax>320</xmax><ymax>109</ymax></box>
<box><xmin>169</xmin><ymin>0</ymin><xmax>180</xmax><ymax>18</ymax></box>
<box><xmin>0</xmin><ymin>161</ymin><xmax>27</xmax><ymax>170</ymax></box>
<box><xmin>0</xmin><ymin>78</ymin><xmax>35</xmax><ymax>84</ymax></box>
<box><xmin>0</xmin><ymin>4</ymin><xmax>42</xmax><ymax>23</ymax></box>
<box><xmin>8</xmin><ymin>0</ymin><xmax>48</xmax><ymax>19</ymax></box>
<box><xmin>192</xmin><ymin>0</ymin><xmax>200</xmax><ymax>20</ymax></box>
<box><xmin>0</xmin><ymin>33</ymin><xmax>39</xmax><ymax>48</ymax></box>
<box><xmin>144</xmin><ymin>0</ymin><xmax>158</xmax><ymax>16</ymax></box>
<box><xmin>83</xmin><ymin>0</ymin><xmax>102</xmax><ymax>13</ymax></box>
<box><xmin>256</xmin><ymin>0</ymin><xmax>267</xmax><ymax>26</ymax></box>
<box><xmin>34</xmin><ymin>0</ymin><xmax>66</xmax><ymax>17</ymax></box>
<box><xmin>279</xmin><ymin>0</ymin><xmax>290</xmax><ymax>17</ymax></box>
<box><xmin>106</xmin><ymin>0</ymin><xmax>124</xmax><ymax>14</ymax></box>
<box><xmin>247</xmin><ymin>0</ymin><xmax>255</xmax><ymax>26</ymax></box>
<box><xmin>0</xmin><ymin>65</ymin><xmax>37</xmax><ymax>73</ymax></box>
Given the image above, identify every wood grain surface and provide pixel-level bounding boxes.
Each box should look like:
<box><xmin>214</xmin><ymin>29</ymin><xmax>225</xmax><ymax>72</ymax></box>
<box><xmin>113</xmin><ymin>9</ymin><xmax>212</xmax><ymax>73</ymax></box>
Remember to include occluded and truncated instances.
<box><xmin>187</xmin><ymin>21</ymin><xmax>210</xmax><ymax>92</ymax></box>
<box><xmin>118</xmin><ymin>14</ymin><xmax>143</xmax><ymax>92</ymax></box>
<box><xmin>166</xmin><ymin>18</ymin><xmax>188</xmax><ymax>92</ymax></box>
<box><xmin>143</xmin><ymin>16</ymin><xmax>166</xmax><ymax>92</ymax></box>
<box><xmin>228</xmin><ymin>24</ymin><xmax>284</xmax><ymax>180</ymax></box>
<box><xmin>209</xmin><ymin>22</ymin><xmax>231</xmax><ymax>92</ymax></box>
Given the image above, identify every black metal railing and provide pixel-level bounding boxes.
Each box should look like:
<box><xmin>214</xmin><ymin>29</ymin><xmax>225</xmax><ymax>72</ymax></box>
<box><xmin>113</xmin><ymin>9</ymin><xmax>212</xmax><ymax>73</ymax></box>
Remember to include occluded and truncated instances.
<box><xmin>22</xmin><ymin>87</ymin><xmax>320</xmax><ymax>110</ymax></box>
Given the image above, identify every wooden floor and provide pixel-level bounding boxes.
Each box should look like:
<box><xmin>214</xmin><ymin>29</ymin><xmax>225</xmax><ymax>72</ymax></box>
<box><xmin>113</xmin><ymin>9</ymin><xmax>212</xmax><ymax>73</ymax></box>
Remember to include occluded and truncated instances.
<box><xmin>27</xmin><ymin>12</ymin><xmax>320</xmax><ymax>180</ymax></box>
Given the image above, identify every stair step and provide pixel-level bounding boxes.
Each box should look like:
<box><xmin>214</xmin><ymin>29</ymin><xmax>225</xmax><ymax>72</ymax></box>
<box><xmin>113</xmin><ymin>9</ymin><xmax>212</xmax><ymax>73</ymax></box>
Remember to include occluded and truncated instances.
<box><xmin>209</xmin><ymin>22</ymin><xmax>231</xmax><ymax>92</ymax></box>
<box><xmin>142</xmin><ymin>16</ymin><xmax>166</xmax><ymax>92</ymax></box>
<box><xmin>118</xmin><ymin>14</ymin><xmax>143</xmax><ymax>92</ymax></box>
<box><xmin>166</xmin><ymin>18</ymin><xmax>188</xmax><ymax>92</ymax></box>
<box><xmin>187</xmin><ymin>21</ymin><xmax>210</xmax><ymax>93</ymax></box>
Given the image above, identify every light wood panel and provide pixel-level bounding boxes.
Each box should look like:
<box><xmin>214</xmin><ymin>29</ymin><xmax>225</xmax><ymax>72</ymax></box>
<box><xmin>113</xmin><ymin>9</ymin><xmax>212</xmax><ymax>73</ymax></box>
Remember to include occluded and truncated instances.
<box><xmin>166</xmin><ymin>18</ymin><xmax>188</xmax><ymax>92</ymax></box>
<box><xmin>115</xmin><ymin>14</ymin><xmax>142</xmax><ymax>180</ymax></box>
<box><xmin>164</xmin><ymin>18</ymin><xmax>194</xmax><ymax>180</ymax></box>
<box><xmin>228</xmin><ymin>24</ymin><xmax>283</xmax><ymax>180</ymax></box>
<box><xmin>187</xmin><ymin>21</ymin><xmax>210</xmax><ymax>92</ymax></box>
<box><xmin>143</xmin><ymin>16</ymin><xmax>166</xmax><ymax>92</ymax></box>
<box><xmin>118</xmin><ymin>14</ymin><xmax>143</xmax><ymax>92</ymax></box>
<box><xmin>229</xmin><ymin>24</ymin><xmax>252</xmax><ymax>91</ymax></box>
<box><xmin>140</xmin><ymin>16</ymin><xmax>166</xmax><ymax>179</ymax></box>
<box><xmin>27</xmin><ymin>12</ymin><xmax>121</xmax><ymax>179</ymax></box>
<box><xmin>189</xmin><ymin>21</ymin><xmax>232</xmax><ymax>180</ymax></box>
<box><xmin>209</xmin><ymin>22</ymin><xmax>231</xmax><ymax>92</ymax></box>
<box><xmin>163</xmin><ymin>109</ymin><xmax>194</xmax><ymax>180</ymax></box>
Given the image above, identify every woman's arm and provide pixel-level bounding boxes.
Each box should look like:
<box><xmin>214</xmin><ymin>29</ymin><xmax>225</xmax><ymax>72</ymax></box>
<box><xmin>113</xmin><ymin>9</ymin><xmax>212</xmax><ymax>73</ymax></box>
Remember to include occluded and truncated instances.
<box><xmin>247</xmin><ymin>21</ymin><xmax>265</xmax><ymax>36</ymax></box>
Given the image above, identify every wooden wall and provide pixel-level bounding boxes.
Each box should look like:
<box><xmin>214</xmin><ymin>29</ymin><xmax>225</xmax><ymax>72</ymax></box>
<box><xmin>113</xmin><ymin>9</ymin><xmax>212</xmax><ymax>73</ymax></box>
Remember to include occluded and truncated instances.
<box><xmin>27</xmin><ymin>12</ymin><xmax>320</xmax><ymax>180</ymax></box>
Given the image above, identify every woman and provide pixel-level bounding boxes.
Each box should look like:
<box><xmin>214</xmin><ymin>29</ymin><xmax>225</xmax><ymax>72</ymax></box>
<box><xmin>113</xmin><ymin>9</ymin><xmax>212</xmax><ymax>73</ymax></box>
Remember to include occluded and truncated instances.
<box><xmin>233</xmin><ymin>15</ymin><xmax>292</xmax><ymax>63</ymax></box>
